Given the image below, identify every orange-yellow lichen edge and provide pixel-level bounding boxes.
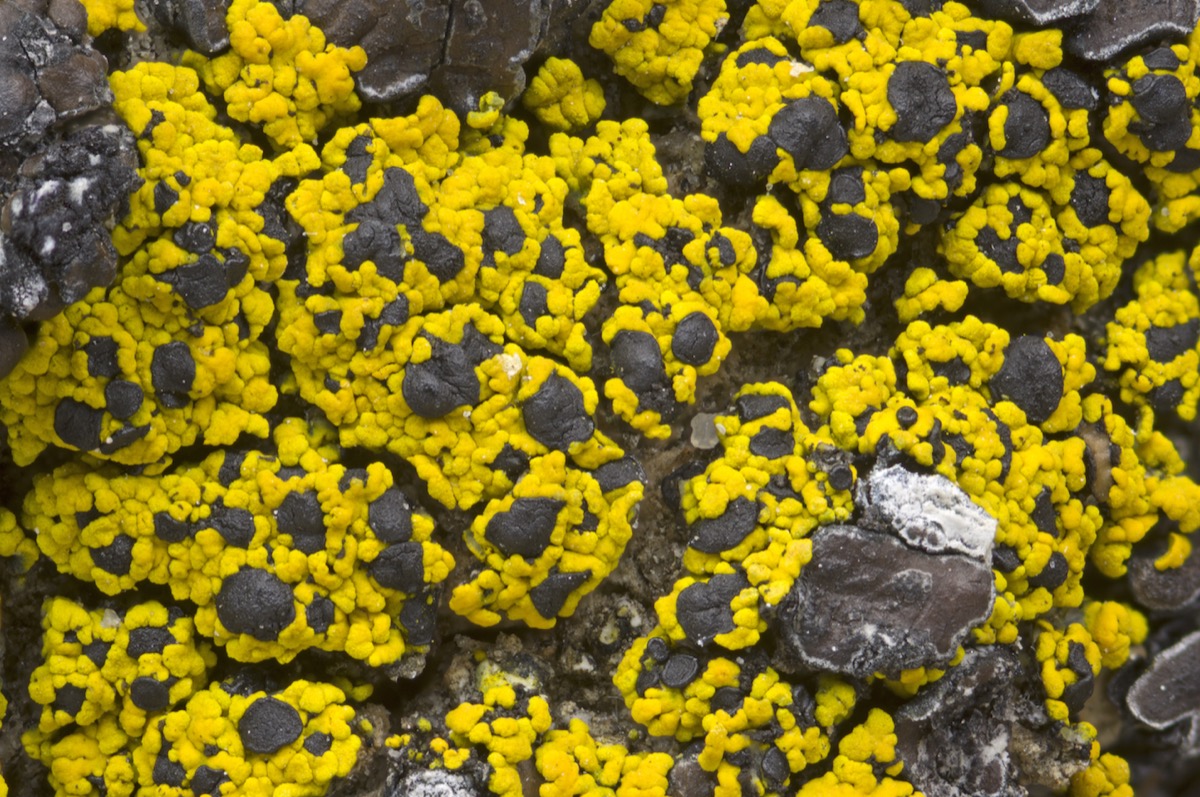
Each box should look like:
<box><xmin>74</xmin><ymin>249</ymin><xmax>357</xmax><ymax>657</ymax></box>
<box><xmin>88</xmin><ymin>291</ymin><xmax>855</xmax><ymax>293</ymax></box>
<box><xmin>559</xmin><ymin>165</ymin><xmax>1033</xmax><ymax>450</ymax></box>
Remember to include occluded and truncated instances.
<box><xmin>22</xmin><ymin>418</ymin><xmax>453</xmax><ymax>666</ymax></box>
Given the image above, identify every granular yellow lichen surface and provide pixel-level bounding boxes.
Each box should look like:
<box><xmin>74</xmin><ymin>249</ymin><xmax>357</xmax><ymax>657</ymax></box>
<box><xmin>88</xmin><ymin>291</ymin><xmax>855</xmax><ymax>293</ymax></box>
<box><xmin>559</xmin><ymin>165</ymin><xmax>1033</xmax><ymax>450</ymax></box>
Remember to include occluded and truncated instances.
<box><xmin>2</xmin><ymin>0</ymin><xmax>1200</xmax><ymax>796</ymax></box>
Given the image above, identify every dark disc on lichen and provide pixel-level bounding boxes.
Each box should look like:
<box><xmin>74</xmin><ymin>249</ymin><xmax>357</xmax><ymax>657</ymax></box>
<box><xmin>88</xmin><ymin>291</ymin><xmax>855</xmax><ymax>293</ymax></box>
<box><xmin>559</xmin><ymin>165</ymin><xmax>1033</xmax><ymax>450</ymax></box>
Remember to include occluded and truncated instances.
<box><xmin>736</xmin><ymin>47</ymin><xmax>785</xmax><ymax>68</ymax></box>
<box><xmin>529</xmin><ymin>569</ymin><xmax>590</xmax><ymax>618</ymax></box>
<box><xmin>275</xmin><ymin>491</ymin><xmax>326</xmax><ymax>554</ymax></box>
<box><xmin>998</xmin><ymin>91</ymin><xmax>1050</xmax><ymax>159</ymax></box>
<box><xmin>402</xmin><ymin>337</ymin><xmax>480</xmax><ymax>418</ymax></box>
<box><xmin>1031</xmin><ymin>487</ymin><xmax>1058</xmax><ymax>535</ymax></box>
<box><xmin>1130</xmin><ymin>73</ymin><xmax>1193</xmax><ymax>152</ymax></box>
<box><xmin>130</xmin><ymin>676</ymin><xmax>171</xmax><ymax>712</ymax></box>
<box><xmin>341</xmin><ymin>217</ymin><xmax>405</xmax><ymax>282</ymax></box>
<box><xmin>1042</xmin><ymin>67</ymin><xmax>1099</xmax><ymax>110</ymax></box>
<box><xmin>485</xmin><ymin>497</ymin><xmax>564</xmax><ymax>559</ymax></box>
<box><xmin>191</xmin><ymin>766</ymin><xmax>229</xmax><ymax>797</ymax></box>
<box><xmin>483</xmin><ymin>205</ymin><xmax>526</xmax><ymax>256</ymax></box>
<box><xmin>1145</xmin><ymin>319</ymin><xmax>1199</xmax><ymax>363</ymax></box>
<box><xmin>592</xmin><ymin>456</ymin><xmax>647</xmax><ymax>493</ymax></box>
<box><xmin>705</xmin><ymin>132</ymin><xmax>779</xmax><ymax>185</ymax></box>
<box><xmin>83</xmin><ymin>640</ymin><xmax>110</xmax><ymax>667</ymax></box>
<box><xmin>53</xmin><ymin>684</ymin><xmax>86</xmax><ymax>717</ymax></box>
<box><xmin>313</xmin><ymin>310</ymin><xmax>343</xmax><ymax>336</ymax></box>
<box><xmin>991</xmin><ymin>335</ymin><xmax>1063</xmax><ymax>425</ymax></box>
<box><xmin>368</xmin><ymin>541</ymin><xmax>426</xmax><ymax>593</ymax></box>
<box><xmin>762</xmin><ymin>746</ymin><xmax>790</xmax><ymax>785</ymax></box>
<box><xmin>1042</xmin><ymin>253</ymin><xmax>1066</xmax><ymax>285</ymax></box>
<box><xmin>827</xmin><ymin>167</ymin><xmax>866</xmax><ymax>205</ymax></box>
<box><xmin>238</xmin><ymin>696</ymin><xmax>303</xmax><ymax>754</ymax></box>
<box><xmin>611</xmin><ymin>330</ymin><xmax>673</xmax><ymax>414</ymax></box>
<box><xmin>104</xmin><ymin>380</ymin><xmax>143</xmax><ymax>419</ymax></box>
<box><xmin>153</xmin><ymin>752</ymin><xmax>186</xmax><ymax>787</ymax></box>
<box><xmin>369</xmin><ymin>488</ymin><xmax>413</xmax><ymax>543</ymax></box>
<box><xmin>519</xmin><ymin>281</ymin><xmax>549</xmax><ymax>326</ymax></box>
<box><xmin>751</xmin><ymin>427</ymin><xmax>794</xmax><ymax>460</ymax></box>
<box><xmin>163</xmin><ymin>254</ymin><xmax>230</xmax><ymax>310</ymax></box>
<box><xmin>671</xmin><ymin>312</ymin><xmax>719</xmax><ymax>366</ymax></box>
<box><xmin>154</xmin><ymin>513</ymin><xmax>192</xmax><ymax>543</ymax></box>
<box><xmin>54</xmin><ymin>398</ymin><xmax>103</xmax><ymax>451</ymax></box>
<box><xmin>98</xmin><ymin>424</ymin><xmax>149</xmax><ymax>455</ymax></box>
<box><xmin>1028</xmin><ymin>550</ymin><xmax>1069</xmax><ymax>591</ymax></box>
<box><xmin>888</xmin><ymin>62</ymin><xmax>957</xmax><ymax>143</ymax></box>
<box><xmin>374</xmin><ymin>167</ymin><xmax>428</xmax><ymax>226</ymax></box>
<box><xmin>492</xmin><ymin>444</ymin><xmax>530</xmax><ymax>481</ymax></box>
<box><xmin>400</xmin><ymin>593</ymin><xmax>438</xmax><ymax>645</ymax></box>
<box><xmin>675</xmin><ymin>572</ymin><xmax>749</xmax><ymax>645</ymax></box>
<box><xmin>1071</xmin><ymin>172</ymin><xmax>1111</xmax><ymax>228</ymax></box>
<box><xmin>127</xmin><ymin>625</ymin><xmax>175</xmax><ymax>656</ymax></box>
<box><xmin>84</xmin><ymin>336</ymin><xmax>119</xmax><ymax>378</ymax></box>
<box><xmin>688</xmin><ymin>496</ymin><xmax>760</xmax><ymax>553</ymax></box>
<box><xmin>216</xmin><ymin>568</ymin><xmax>296</xmax><ymax>641</ymax></box>
<box><xmin>91</xmin><ymin>534</ymin><xmax>134</xmax><ymax>575</ymax></box>
<box><xmin>767</xmin><ymin>97</ymin><xmax>848</xmax><ymax>172</ymax></box>
<box><xmin>304</xmin><ymin>732</ymin><xmax>333</xmax><ymax>756</ymax></box>
<box><xmin>533</xmin><ymin>234</ymin><xmax>566</xmax><ymax>279</ymax></box>
<box><xmin>817</xmin><ymin>212</ymin><xmax>877</xmax><ymax>261</ymax></box>
<box><xmin>660</xmin><ymin>653</ymin><xmax>699</xmax><ymax>688</ymax></box>
<box><xmin>975</xmin><ymin>226</ymin><xmax>1022</xmax><ymax>274</ymax></box>
<box><xmin>736</xmin><ymin>394</ymin><xmax>789</xmax><ymax>421</ymax></box>
<box><xmin>459</xmin><ymin>322</ymin><xmax>502</xmax><ymax>365</ymax></box>
<box><xmin>342</xmin><ymin>135</ymin><xmax>373</xmax><ymax>184</ymax></box>
<box><xmin>150</xmin><ymin>341</ymin><xmax>195</xmax><ymax>408</ymax></box>
<box><xmin>409</xmin><ymin>227</ymin><xmax>465</xmax><ymax>282</ymax></box>
<box><xmin>306</xmin><ymin>595</ymin><xmax>335</xmax><ymax>634</ymax></box>
<box><xmin>523</xmin><ymin>374</ymin><xmax>594</xmax><ymax>450</ymax></box>
<box><xmin>808</xmin><ymin>0</ymin><xmax>862</xmax><ymax>43</ymax></box>
<box><xmin>218</xmin><ymin>451</ymin><xmax>246</xmax><ymax>486</ymax></box>
<box><xmin>208</xmin><ymin>501</ymin><xmax>255</xmax><ymax>548</ymax></box>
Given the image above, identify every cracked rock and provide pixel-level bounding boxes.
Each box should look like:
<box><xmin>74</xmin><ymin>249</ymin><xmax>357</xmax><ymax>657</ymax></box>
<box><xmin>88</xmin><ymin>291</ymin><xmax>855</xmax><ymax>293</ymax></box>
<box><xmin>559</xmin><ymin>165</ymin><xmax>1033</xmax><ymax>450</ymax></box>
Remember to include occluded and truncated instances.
<box><xmin>780</xmin><ymin>524</ymin><xmax>994</xmax><ymax>678</ymax></box>
<box><xmin>1126</xmin><ymin>630</ymin><xmax>1200</xmax><ymax>731</ymax></box>
<box><xmin>896</xmin><ymin>647</ymin><xmax>1024</xmax><ymax>797</ymax></box>
<box><xmin>1066</xmin><ymin>0</ymin><xmax>1200</xmax><ymax>60</ymax></box>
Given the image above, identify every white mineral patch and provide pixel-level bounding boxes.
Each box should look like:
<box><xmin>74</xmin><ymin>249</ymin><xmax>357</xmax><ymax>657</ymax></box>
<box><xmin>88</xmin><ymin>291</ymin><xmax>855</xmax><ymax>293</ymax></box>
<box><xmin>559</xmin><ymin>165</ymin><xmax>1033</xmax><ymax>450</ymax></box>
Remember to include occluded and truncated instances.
<box><xmin>69</xmin><ymin>176</ymin><xmax>94</xmax><ymax>205</ymax></box>
<box><xmin>397</xmin><ymin>770</ymin><xmax>479</xmax><ymax>797</ymax></box>
<box><xmin>858</xmin><ymin>464</ymin><xmax>996</xmax><ymax>560</ymax></box>
<box><xmin>690</xmin><ymin>412</ymin><xmax>720</xmax><ymax>449</ymax></box>
<box><xmin>496</xmin><ymin>352</ymin><xmax>523</xmax><ymax>378</ymax></box>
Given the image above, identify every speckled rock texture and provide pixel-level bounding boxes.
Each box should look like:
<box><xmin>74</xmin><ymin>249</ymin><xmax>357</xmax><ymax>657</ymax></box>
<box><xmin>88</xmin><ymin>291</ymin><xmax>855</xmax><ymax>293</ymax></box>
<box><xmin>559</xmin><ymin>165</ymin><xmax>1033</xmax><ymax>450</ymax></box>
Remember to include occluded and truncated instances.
<box><xmin>2</xmin><ymin>0</ymin><xmax>1200</xmax><ymax>796</ymax></box>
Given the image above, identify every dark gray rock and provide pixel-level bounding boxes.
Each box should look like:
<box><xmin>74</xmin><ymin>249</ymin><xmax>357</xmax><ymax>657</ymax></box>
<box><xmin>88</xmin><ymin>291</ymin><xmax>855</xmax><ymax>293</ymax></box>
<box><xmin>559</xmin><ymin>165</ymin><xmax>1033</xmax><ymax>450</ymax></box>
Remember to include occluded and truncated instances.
<box><xmin>1127</xmin><ymin>630</ymin><xmax>1200</xmax><ymax>731</ymax></box>
<box><xmin>387</xmin><ymin>770</ymin><xmax>482</xmax><ymax>797</ymax></box>
<box><xmin>1129</xmin><ymin>545</ymin><xmax>1200</xmax><ymax>611</ymax></box>
<box><xmin>301</xmin><ymin>0</ymin><xmax>591</xmax><ymax>116</ymax></box>
<box><xmin>1065</xmin><ymin>0</ymin><xmax>1200</xmax><ymax>61</ymax></box>
<box><xmin>971</xmin><ymin>0</ymin><xmax>1098</xmax><ymax>25</ymax></box>
<box><xmin>0</xmin><ymin>115</ymin><xmax>138</xmax><ymax>323</ymax></box>
<box><xmin>145</xmin><ymin>0</ymin><xmax>232</xmax><ymax>54</ymax></box>
<box><xmin>0</xmin><ymin>0</ymin><xmax>140</xmax><ymax>378</ymax></box>
<box><xmin>780</xmin><ymin>524</ymin><xmax>994</xmax><ymax>678</ymax></box>
<box><xmin>302</xmin><ymin>0</ymin><xmax>450</xmax><ymax>103</ymax></box>
<box><xmin>896</xmin><ymin>647</ymin><xmax>1024</xmax><ymax>797</ymax></box>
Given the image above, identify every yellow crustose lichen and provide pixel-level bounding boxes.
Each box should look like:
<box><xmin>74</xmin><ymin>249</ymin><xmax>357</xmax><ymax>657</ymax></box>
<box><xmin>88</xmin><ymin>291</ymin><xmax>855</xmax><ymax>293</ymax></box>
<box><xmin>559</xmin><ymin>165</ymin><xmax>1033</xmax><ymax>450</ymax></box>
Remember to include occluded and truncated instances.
<box><xmin>182</xmin><ymin>0</ymin><xmax>366</xmax><ymax>150</ymax></box>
